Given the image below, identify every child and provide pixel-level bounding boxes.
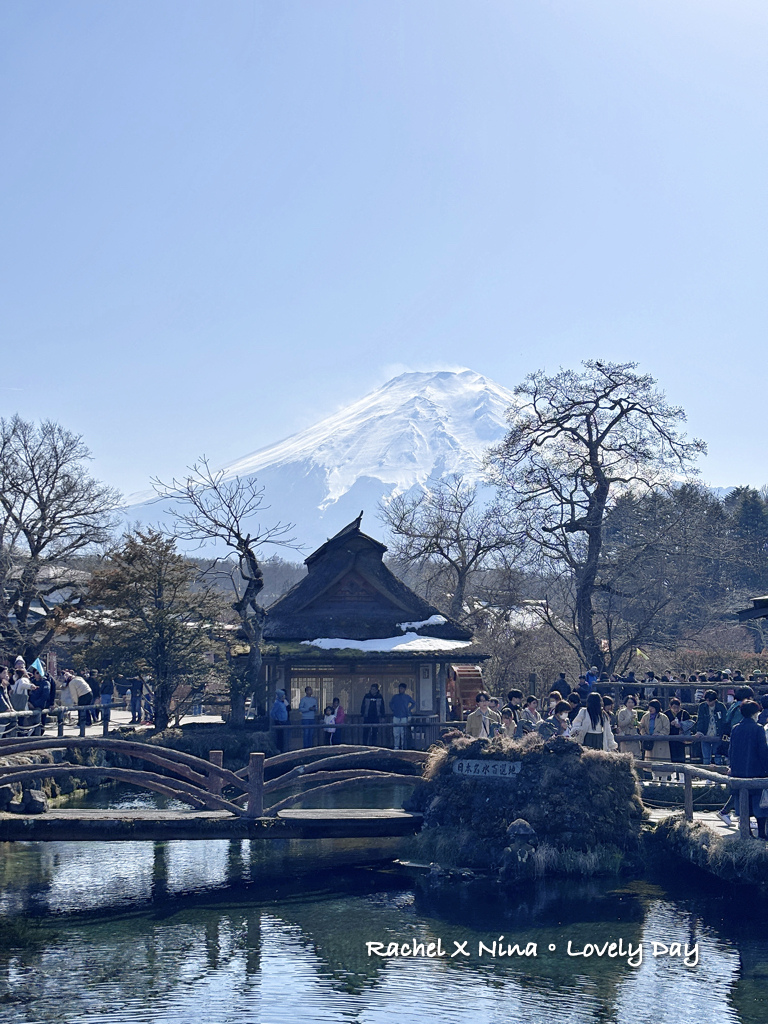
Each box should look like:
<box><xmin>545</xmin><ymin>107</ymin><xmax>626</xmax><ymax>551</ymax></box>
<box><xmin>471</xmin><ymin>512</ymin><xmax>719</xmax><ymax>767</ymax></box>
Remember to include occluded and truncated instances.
<box><xmin>323</xmin><ymin>706</ymin><xmax>337</xmax><ymax>745</ymax></box>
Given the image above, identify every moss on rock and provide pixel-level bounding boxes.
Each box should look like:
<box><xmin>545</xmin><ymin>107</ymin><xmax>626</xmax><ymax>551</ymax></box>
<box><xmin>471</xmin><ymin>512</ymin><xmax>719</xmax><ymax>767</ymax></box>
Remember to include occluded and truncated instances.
<box><xmin>405</xmin><ymin>733</ymin><xmax>645</xmax><ymax>873</ymax></box>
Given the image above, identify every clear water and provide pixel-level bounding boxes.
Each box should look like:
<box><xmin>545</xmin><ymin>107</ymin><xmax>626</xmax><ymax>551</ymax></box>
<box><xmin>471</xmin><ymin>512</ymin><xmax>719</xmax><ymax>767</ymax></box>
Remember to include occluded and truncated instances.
<box><xmin>0</xmin><ymin>787</ymin><xmax>766</xmax><ymax>1024</ymax></box>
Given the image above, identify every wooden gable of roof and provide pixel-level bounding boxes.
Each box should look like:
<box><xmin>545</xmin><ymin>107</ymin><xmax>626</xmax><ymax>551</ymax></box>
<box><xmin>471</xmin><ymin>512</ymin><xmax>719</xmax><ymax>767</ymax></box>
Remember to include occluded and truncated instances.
<box><xmin>264</xmin><ymin>514</ymin><xmax>472</xmax><ymax>643</ymax></box>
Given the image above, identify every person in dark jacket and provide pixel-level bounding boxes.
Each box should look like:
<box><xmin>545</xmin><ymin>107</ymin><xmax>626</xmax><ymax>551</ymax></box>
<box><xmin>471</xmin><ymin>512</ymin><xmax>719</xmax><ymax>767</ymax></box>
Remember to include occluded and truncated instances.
<box><xmin>728</xmin><ymin>700</ymin><xmax>768</xmax><ymax>839</ymax></box>
<box><xmin>566</xmin><ymin>692</ymin><xmax>582</xmax><ymax>724</ymax></box>
<box><xmin>695</xmin><ymin>690</ymin><xmax>728</xmax><ymax>766</ymax></box>
<box><xmin>361</xmin><ymin>684</ymin><xmax>385</xmax><ymax>746</ymax></box>
<box><xmin>27</xmin><ymin>666</ymin><xmax>50</xmax><ymax>711</ymax></box>
<box><xmin>665</xmin><ymin>698</ymin><xmax>691</xmax><ymax>765</ymax></box>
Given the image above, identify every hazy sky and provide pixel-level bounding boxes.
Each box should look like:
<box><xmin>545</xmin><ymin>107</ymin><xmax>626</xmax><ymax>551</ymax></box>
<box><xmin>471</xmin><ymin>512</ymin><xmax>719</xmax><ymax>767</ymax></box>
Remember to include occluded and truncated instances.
<box><xmin>2</xmin><ymin>1</ymin><xmax>766</xmax><ymax>498</ymax></box>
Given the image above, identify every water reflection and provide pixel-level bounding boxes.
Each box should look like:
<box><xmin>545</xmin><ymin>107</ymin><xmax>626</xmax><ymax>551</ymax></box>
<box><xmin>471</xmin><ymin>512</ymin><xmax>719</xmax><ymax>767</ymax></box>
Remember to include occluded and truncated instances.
<box><xmin>0</xmin><ymin>788</ymin><xmax>763</xmax><ymax>1022</ymax></box>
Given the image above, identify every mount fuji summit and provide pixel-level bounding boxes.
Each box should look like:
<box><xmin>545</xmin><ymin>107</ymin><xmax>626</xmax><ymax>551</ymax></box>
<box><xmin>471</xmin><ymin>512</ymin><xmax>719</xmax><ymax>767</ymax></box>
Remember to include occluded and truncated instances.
<box><xmin>125</xmin><ymin>369</ymin><xmax>517</xmax><ymax>552</ymax></box>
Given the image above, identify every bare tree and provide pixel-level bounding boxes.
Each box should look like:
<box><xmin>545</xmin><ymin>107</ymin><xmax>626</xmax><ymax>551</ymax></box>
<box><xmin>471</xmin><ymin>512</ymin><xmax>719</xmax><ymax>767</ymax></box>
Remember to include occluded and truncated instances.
<box><xmin>0</xmin><ymin>415</ymin><xmax>122</xmax><ymax>661</ymax></box>
<box><xmin>378</xmin><ymin>475</ymin><xmax>522</xmax><ymax>622</ymax></box>
<box><xmin>154</xmin><ymin>459</ymin><xmax>296</xmax><ymax>726</ymax></box>
<box><xmin>487</xmin><ymin>361</ymin><xmax>706</xmax><ymax>673</ymax></box>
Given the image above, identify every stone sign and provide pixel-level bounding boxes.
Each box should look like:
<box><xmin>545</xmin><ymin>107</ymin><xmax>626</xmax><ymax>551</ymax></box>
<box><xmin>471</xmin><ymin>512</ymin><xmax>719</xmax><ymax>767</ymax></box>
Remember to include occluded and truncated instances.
<box><xmin>452</xmin><ymin>759</ymin><xmax>522</xmax><ymax>779</ymax></box>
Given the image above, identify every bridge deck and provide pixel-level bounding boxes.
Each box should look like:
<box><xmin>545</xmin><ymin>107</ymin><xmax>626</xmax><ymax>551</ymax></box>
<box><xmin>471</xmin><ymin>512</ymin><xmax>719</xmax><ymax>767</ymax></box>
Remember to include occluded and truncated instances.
<box><xmin>646</xmin><ymin>808</ymin><xmax>738</xmax><ymax>837</ymax></box>
<box><xmin>0</xmin><ymin>807</ymin><xmax>423</xmax><ymax>842</ymax></box>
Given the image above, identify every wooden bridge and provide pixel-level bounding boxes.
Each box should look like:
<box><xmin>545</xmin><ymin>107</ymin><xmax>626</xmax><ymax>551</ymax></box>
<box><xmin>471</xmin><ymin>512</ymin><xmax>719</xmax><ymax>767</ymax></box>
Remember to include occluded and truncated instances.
<box><xmin>0</xmin><ymin>739</ymin><xmax>425</xmax><ymax>841</ymax></box>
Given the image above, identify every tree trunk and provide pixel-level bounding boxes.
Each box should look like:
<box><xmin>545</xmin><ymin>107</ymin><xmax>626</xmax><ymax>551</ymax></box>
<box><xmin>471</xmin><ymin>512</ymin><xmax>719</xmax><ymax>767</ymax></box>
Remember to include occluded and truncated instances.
<box><xmin>154</xmin><ymin>684</ymin><xmax>171</xmax><ymax>732</ymax></box>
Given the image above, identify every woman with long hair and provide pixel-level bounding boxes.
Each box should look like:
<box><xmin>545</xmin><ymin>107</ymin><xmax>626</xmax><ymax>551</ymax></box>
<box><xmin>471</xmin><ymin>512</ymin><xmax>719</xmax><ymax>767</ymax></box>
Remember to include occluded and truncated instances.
<box><xmin>571</xmin><ymin>692</ymin><xmax>618</xmax><ymax>752</ymax></box>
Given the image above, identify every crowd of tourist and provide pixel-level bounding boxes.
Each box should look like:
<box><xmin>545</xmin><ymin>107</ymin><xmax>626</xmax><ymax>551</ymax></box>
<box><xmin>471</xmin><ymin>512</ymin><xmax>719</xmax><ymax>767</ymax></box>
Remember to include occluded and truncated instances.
<box><xmin>466</xmin><ymin>670</ymin><xmax>768</xmax><ymax>835</ymax></box>
<box><xmin>0</xmin><ymin>658</ymin><xmax>155</xmax><ymax>726</ymax></box>
<box><xmin>270</xmin><ymin>681</ymin><xmax>419</xmax><ymax>752</ymax></box>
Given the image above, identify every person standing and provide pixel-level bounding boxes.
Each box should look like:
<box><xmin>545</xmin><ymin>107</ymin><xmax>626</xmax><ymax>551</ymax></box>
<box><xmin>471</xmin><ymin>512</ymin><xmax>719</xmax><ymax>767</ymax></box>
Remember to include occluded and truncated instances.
<box><xmin>360</xmin><ymin>684</ymin><xmax>385</xmax><ymax>746</ymax></box>
<box><xmin>99</xmin><ymin>675</ymin><xmax>116</xmax><ymax>725</ymax></box>
<box><xmin>0</xmin><ymin>668</ymin><xmax>12</xmax><ymax>714</ymax></box>
<box><xmin>62</xmin><ymin>669</ymin><xmax>94</xmax><ymax>726</ymax></box>
<box><xmin>389</xmin><ymin>683</ymin><xmax>416</xmax><ymax>750</ymax></box>
<box><xmin>331</xmin><ymin>697</ymin><xmax>345</xmax><ymax>744</ymax></box>
<box><xmin>728</xmin><ymin>700</ymin><xmax>768</xmax><ymax>839</ymax></box>
<box><xmin>665</xmin><ymin>698</ymin><xmax>691</xmax><ymax>766</ymax></box>
<box><xmin>270</xmin><ymin>689</ymin><xmax>290</xmax><ymax>753</ymax></box>
<box><xmin>299</xmin><ymin>686</ymin><xmax>318</xmax><ymax>747</ymax></box>
<box><xmin>570</xmin><ymin>693</ymin><xmax>618</xmax><ymax>751</ymax></box>
<box><xmin>10</xmin><ymin>670</ymin><xmax>35</xmax><ymax>712</ymax></box>
<box><xmin>465</xmin><ymin>692</ymin><xmax>502</xmax><ymax>739</ymax></box>
<box><xmin>503</xmin><ymin>690</ymin><xmax>524</xmax><ymax>725</ymax></box>
<box><xmin>129</xmin><ymin>677</ymin><xmax>144</xmax><ymax>724</ymax></box>
<box><xmin>695</xmin><ymin>689</ymin><xmax>728</xmax><ymax>766</ymax></box>
<box><xmin>617</xmin><ymin>695</ymin><xmax>642</xmax><ymax>758</ymax></box>
<box><xmin>322</xmin><ymin>706</ymin><xmax>337</xmax><ymax>745</ymax></box>
<box><xmin>521</xmin><ymin>696</ymin><xmax>541</xmax><ymax>726</ymax></box>
<box><xmin>639</xmin><ymin>699</ymin><xmax>671</xmax><ymax>760</ymax></box>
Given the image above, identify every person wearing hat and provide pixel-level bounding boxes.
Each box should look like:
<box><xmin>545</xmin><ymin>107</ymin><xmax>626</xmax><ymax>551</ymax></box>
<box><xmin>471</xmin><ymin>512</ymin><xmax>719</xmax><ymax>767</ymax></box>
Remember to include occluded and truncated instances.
<box><xmin>270</xmin><ymin>688</ymin><xmax>290</xmax><ymax>753</ymax></box>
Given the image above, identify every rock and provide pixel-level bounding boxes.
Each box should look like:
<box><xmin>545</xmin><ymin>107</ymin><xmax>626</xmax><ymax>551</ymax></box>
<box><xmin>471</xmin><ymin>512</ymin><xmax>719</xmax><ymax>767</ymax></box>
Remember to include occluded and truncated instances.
<box><xmin>506</xmin><ymin>818</ymin><xmax>539</xmax><ymax>848</ymax></box>
<box><xmin>22</xmin><ymin>790</ymin><xmax>48</xmax><ymax>815</ymax></box>
<box><xmin>0</xmin><ymin>785</ymin><xmax>15</xmax><ymax>811</ymax></box>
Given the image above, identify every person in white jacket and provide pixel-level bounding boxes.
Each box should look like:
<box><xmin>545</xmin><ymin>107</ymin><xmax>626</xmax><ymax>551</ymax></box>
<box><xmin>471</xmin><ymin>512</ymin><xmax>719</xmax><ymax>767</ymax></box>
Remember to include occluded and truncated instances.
<box><xmin>570</xmin><ymin>693</ymin><xmax>618</xmax><ymax>752</ymax></box>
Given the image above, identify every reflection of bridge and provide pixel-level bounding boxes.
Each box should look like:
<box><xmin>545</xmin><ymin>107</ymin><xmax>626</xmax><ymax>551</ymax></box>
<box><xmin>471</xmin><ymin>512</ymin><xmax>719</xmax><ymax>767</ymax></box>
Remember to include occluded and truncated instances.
<box><xmin>0</xmin><ymin>739</ymin><xmax>425</xmax><ymax>841</ymax></box>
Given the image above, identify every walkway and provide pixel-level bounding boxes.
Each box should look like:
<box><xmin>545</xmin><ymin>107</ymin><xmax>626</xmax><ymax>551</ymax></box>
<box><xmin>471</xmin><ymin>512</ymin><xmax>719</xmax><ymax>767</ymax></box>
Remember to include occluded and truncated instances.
<box><xmin>0</xmin><ymin>807</ymin><xmax>423</xmax><ymax>841</ymax></box>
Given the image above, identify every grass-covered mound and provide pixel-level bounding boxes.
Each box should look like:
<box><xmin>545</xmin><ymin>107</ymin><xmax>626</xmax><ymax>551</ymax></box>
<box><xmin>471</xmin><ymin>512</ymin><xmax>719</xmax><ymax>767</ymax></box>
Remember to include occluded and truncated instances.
<box><xmin>653</xmin><ymin>814</ymin><xmax>768</xmax><ymax>883</ymax></box>
<box><xmin>404</xmin><ymin>732</ymin><xmax>645</xmax><ymax>874</ymax></box>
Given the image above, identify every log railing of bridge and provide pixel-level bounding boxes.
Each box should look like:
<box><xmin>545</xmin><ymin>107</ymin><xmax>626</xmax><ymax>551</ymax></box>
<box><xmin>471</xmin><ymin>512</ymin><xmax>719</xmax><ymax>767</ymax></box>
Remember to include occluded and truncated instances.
<box><xmin>627</xmin><ymin>757</ymin><xmax>768</xmax><ymax>840</ymax></box>
<box><xmin>0</xmin><ymin>739</ymin><xmax>426</xmax><ymax>820</ymax></box>
<box><xmin>0</xmin><ymin>737</ymin><xmax>264</xmax><ymax>817</ymax></box>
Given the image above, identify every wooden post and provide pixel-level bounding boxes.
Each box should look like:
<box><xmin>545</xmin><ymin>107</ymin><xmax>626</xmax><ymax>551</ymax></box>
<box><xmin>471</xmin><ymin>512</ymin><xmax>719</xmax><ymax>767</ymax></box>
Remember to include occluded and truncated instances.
<box><xmin>208</xmin><ymin>750</ymin><xmax>224</xmax><ymax>796</ymax></box>
<box><xmin>683</xmin><ymin>768</ymin><xmax>693</xmax><ymax>822</ymax></box>
<box><xmin>436</xmin><ymin>663</ymin><xmax>447</xmax><ymax>724</ymax></box>
<box><xmin>78</xmin><ymin>708</ymin><xmax>87</xmax><ymax>737</ymax></box>
<box><xmin>102</xmin><ymin>706</ymin><xmax>110</xmax><ymax>737</ymax></box>
<box><xmin>57</xmin><ymin>710</ymin><xmax>64</xmax><ymax>737</ymax></box>
<box><xmin>739</xmin><ymin>786</ymin><xmax>751</xmax><ymax>839</ymax></box>
<box><xmin>246</xmin><ymin>752</ymin><xmax>264</xmax><ymax>817</ymax></box>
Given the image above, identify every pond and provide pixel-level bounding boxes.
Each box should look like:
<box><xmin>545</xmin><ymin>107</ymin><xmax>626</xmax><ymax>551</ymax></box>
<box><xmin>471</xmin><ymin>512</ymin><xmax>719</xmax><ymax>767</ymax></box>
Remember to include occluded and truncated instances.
<box><xmin>0</xmin><ymin>786</ymin><xmax>766</xmax><ymax>1024</ymax></box>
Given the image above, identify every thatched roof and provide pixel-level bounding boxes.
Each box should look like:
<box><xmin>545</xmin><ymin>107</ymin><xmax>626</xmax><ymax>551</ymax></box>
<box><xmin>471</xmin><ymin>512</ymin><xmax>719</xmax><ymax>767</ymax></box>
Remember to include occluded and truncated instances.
<box><xmin>264</xmin><ymin>514</ymin><xmax>472</xmax><ymax>643</ymax></box>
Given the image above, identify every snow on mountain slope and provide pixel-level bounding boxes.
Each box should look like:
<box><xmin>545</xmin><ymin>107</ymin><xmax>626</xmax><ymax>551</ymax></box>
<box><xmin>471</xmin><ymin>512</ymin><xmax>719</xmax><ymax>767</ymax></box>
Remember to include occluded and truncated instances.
<box><xmin>125</xmin><ymin>369</ymin><xmax>517</xmax><ymax>551</ymax></box>
<box><xmin>219</xmin><ymin>369</ymin><xmax>516</xmax><ymax>507</ymax></box>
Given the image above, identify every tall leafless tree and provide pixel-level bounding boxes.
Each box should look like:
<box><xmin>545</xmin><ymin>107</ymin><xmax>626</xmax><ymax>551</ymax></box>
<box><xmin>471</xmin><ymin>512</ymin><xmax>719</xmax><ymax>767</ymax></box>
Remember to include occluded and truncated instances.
<box><xmin>379</xmin><ymin>474</ymin><xmax>522</xmax><ymax>622</ymax></box>
<box><xmin>0</xmin><ymin>415</ymin><xmax>121</xmax><ymax>661</ymax></box>
<box><xmin>487</xmin><ymin>361</ymin><xmax>706</xmax><ymax>673</ymax></box>
<box><xmin>154</xmin><ymin>459</ymin><xmax>296</xmax><ymax>726</ymax></box>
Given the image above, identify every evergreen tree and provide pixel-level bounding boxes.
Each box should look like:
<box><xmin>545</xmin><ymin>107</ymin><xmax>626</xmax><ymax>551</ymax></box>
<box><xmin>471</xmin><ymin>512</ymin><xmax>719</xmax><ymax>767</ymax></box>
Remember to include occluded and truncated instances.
<box><xmin>82</xmin><ymin>529</ymin><xmax>226</xmax><ymax>730</ymax></box>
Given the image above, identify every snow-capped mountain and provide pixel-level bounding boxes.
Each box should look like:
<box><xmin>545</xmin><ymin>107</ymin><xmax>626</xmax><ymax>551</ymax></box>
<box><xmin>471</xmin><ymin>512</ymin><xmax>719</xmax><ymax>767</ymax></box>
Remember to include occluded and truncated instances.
<box><xmin>125</xmin><ymin>369</ymin><xmax>516</xmax><ymax>553</ymax></box>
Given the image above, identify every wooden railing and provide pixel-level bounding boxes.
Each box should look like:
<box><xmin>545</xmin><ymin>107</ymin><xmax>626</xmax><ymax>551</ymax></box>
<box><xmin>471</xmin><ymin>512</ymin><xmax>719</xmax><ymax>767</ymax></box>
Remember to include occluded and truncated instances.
<box><xmin>0</xmin><ymin>707</ymin><xmax>118</xmax><ymax>740</ymax></box>
<box><xmin>0</xmin><ymin>737</ymin><xmax>265</xmax><ymax>817</ymax></box>
<box><xmin>0</xmin><ymin>739</ymin><xmax>425</xmax><ymax>820</ymax></box>
<box><xmin>629</xmin><ymin>758</ymin><xmax>766</xmax><ymax>840</ymax></box>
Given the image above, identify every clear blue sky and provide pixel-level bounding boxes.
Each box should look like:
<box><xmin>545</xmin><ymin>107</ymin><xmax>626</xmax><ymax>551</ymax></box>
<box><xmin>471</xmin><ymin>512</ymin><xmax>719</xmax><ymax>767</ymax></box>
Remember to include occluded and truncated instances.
<box><xmin>1</xmin><ymin>1</ymin><xmax>766</xmax><ymax>497</ymax></box>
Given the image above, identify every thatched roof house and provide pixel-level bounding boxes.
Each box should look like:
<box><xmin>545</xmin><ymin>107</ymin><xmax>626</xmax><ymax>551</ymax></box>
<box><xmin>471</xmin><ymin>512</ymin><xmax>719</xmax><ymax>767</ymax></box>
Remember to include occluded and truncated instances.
<box><xmin>261</xmin><ymin>514</ymin><xmax>486</xmax><ymax>723</ymax></box>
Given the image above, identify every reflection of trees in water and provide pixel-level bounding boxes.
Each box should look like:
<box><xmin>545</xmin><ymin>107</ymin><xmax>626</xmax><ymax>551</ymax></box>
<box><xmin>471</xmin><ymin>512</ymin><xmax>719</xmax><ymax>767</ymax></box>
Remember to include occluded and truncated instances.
<box><xmin>0</xmin><ymin>858</ymin><xmax>764</xmax><ymax>1023</ymax></box>
<box><xmin>0</xmin><ymin>843</ymin><xmax>55</xmax><ymax>913</ymax></box>
<box><xmin>0</xmin><ymin>908</ymin><xmax>265</xmax><ymax>1019</ymax></box>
